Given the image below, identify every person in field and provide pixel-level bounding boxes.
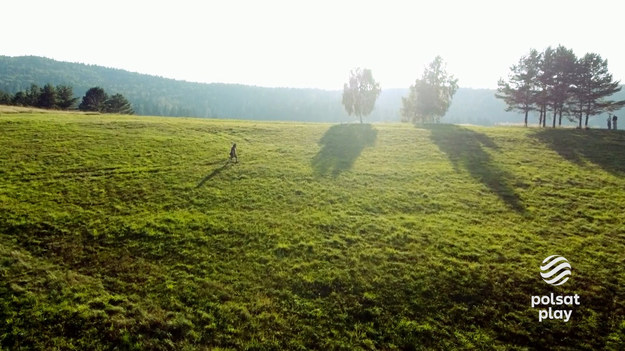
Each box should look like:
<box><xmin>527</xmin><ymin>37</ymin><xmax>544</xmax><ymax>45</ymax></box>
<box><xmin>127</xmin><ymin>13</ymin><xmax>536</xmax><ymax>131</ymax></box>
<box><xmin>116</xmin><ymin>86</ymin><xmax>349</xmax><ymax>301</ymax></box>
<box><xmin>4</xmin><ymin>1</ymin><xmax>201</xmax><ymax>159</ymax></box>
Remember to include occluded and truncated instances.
<box><xmin>613</xmin><ymin>115</ymin><xmax>618</xmax><ymax>130</ymax></box>
<box><xmin>607</xmin><ymin>116</ymin><xmax>612</xmax><ymax>130</ymax></box>
<box><xmin>229</xmin><ymin>143</ymin><xmax>238</xmax><ymax>163</ymax></box>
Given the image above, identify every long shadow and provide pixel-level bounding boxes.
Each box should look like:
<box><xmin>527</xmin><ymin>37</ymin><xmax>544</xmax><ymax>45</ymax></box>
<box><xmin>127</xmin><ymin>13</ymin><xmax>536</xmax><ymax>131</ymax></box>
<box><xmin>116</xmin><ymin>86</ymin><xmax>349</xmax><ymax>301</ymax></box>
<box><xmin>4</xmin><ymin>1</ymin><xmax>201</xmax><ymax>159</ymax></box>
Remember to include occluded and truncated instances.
<box><xmin>426</xmin><ymin>124</ymin><xmax>525</xmax><ymax>213</ymax></box>
<box><xmin>531</xmin><ymin>129</ymin><xmax>625</xmax><ymax>175</ymax></box>
<box><xmin>196</xmin><ymin>161</ymin><xmax>232</xmax><ymax>188</ymax></box>
<box><xmin>312</xmin><ymin>124</ymin><xmax>377</xmax><ymax>177</ymax></box>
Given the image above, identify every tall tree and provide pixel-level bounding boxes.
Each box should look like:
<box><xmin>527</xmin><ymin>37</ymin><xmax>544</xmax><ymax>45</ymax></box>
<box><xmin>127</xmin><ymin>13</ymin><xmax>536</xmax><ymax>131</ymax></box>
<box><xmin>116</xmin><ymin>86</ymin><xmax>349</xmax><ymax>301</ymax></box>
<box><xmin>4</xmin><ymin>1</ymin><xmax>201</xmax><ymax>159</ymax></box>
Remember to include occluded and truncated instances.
<box><xmin>569</xmin><ymin>53</ymin><xmax>625</xmax><ymax>128</ymax></box>
<box><xmin>549</xmin><ymin>46</ymin><xmax>577</xmax><ymax>127</ymax></box>
<box><xmin>79</xmin><ymin>87</ymin><xmax>108</xmax><ymax>112</ymax></box>
<box><xmin>401</xmin><ymin>56</ymin><xmax>458</xmax><ymax>123</ymax></box>
<box><xmin>342</xmin><ymin>68</ymin><xmax>381</xmax><ymax>123</ymax></box>
<box><xmin>537</xmin><ymin>47</ymin><xmax>556</xmax><ymax>128</ymax></box>
<box><xmin>104</xmin><ymin>93</ymin><xmax>134</xmax><ymax>114</ymax></box>
<box><xmin>37</xmin><ymin>83</ymin><xmax>57</xmax><ymax>109</ymax></box>
<box><xmin>496</xmin><ymin>49</ymin><xmax>540</xmax><ymax>127</ymax></box>
<box><xmin>56</xmin><ymin>85</ymin><xmax>78</xmax><ymax>110</ymax></box>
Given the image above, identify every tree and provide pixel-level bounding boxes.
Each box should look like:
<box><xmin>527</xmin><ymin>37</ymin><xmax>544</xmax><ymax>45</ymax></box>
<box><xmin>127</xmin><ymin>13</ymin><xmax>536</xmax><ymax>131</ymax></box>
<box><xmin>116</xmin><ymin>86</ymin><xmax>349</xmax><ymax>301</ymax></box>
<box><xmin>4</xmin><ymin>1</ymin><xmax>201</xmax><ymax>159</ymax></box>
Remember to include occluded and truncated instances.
<box><xmin>104</xmin><ymin>93</ymin><xmax>134</xmax><ymax>114</ymax></box>
<box><xmin>548</xmin><ymin>46</ymin><xmax>577</xmax><ymax>127</ymax></box>
<box><xmin>401</xmin><ymin>56</ymin><xmax>458</xmax><ymax>123</ymax></box>
<box><xmin>342</xmin><ymin>68</ymin><xmax>381</xmax><ymax>123</ymax></box>
<box><xmin>56</xmin><ymin>85</ymin><xmax>78</xmax><ymax>110</ymax></box>
<box><xmin>0</xmin><ymin>90</ymin><xmax>11</xmax><ymax>105</ymax></box>
<box><xmin>569</xmin><ymin>53</ymin><xmax>625</xmax><ymax>128</ymax></box>
<box><xmin>24</xmin><ymin>84</ymin><xmax>41</xmax><ymax>107</ymax></box>
<box><xmin>12</xmin><ymin>91</ymin><xmax>27</xmax><ymax>106</ymax></box>
<box><xmin>496</xmin><ymin>49</ymin><xmax>540</xmax><ymax>127</ymax></box>
<box><xmin>499</xmin><ymin>47</ymin><xmax>624</xmax><ymax>128</ymax></box>
<box><xmin>37</xmin><ymin>83</ymin><xmax>56</xmax><ymax>109</ymax></box>
<box><xmin>536</xmin><ymin>47</ymin><xmax>556</xmax><ymax>128</ymax></box>
<box><xmin>79</xmin><ymin>87</ymin><xmax>108</xmax><ymax>112</ymax></box>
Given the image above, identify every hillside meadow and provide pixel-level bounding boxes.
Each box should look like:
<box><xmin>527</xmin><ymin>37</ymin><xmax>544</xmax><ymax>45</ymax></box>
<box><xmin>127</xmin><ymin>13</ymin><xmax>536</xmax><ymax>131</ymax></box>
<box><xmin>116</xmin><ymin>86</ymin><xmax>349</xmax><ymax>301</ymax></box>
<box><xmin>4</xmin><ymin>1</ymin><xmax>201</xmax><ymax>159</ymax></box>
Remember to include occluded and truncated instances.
<box><xmin>0</xmin><ymin>111</ymin><xmax>624</xmax><ymax>350</ymax></box>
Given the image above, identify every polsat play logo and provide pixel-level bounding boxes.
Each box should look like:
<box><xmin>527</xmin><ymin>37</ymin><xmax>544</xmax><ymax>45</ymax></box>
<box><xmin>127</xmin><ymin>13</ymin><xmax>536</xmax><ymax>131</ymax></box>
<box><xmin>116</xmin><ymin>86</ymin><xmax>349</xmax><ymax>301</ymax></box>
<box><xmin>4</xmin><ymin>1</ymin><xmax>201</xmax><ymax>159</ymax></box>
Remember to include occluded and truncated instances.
<box><xmin>530</xmin><ymin>255</ymin><xmax>580</xmax><ymax>323</ymax></box>
<box><xmin>540</xmin><ymin>255</ymin><xmax>571</xmax><ymax>286</ymax></box>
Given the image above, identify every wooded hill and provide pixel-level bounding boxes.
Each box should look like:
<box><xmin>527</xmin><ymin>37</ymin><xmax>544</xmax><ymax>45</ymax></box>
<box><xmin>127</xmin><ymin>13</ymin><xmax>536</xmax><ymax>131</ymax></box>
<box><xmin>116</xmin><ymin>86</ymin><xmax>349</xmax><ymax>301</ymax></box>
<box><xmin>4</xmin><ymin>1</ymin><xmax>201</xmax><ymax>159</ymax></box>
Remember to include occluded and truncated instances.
<box><xmin>1</xmin><ymin>55</ymin><xmax>623</xmax><ymax>125</ymax></box>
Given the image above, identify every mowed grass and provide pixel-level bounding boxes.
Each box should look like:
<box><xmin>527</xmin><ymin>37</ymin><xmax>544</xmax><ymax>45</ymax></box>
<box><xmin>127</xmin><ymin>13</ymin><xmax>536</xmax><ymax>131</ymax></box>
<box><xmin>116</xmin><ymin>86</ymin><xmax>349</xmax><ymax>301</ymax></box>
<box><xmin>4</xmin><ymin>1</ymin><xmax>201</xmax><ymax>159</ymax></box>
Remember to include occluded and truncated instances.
<box><xmin>1</xmin><ymin>112</ymin><xmax>624</xmax><ymax>350</ymax></box>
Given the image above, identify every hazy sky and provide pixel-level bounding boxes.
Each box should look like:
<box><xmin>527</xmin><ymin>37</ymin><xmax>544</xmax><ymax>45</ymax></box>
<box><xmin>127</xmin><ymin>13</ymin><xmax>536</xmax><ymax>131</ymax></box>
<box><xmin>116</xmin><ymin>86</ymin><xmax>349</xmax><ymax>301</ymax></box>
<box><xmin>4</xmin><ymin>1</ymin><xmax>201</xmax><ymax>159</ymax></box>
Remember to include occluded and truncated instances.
<box><xmin>5</xmin><ymin>0</ymin><xmax>625</xmax><ymax>90</ymax></box>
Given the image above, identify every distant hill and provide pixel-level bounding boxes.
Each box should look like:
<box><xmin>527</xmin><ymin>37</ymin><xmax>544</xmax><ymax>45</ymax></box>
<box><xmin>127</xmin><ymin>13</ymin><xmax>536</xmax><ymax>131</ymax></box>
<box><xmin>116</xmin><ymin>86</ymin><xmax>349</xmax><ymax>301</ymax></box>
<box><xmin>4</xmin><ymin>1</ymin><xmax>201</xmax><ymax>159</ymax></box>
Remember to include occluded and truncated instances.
<box><xmin>1</xmin><ymin>55</ymin><xmax>623</xmax><ymax>125</ymax></box>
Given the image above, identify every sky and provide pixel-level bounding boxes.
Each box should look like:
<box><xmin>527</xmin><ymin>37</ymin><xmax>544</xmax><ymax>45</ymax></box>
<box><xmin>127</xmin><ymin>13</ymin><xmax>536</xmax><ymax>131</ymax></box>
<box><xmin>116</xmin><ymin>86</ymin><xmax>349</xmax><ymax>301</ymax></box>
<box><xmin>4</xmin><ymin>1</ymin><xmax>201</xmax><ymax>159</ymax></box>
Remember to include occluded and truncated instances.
<box><xmin>4</xmin><ymin>0</ymin><xmax>625</xmax><ymax>90</ymax></box>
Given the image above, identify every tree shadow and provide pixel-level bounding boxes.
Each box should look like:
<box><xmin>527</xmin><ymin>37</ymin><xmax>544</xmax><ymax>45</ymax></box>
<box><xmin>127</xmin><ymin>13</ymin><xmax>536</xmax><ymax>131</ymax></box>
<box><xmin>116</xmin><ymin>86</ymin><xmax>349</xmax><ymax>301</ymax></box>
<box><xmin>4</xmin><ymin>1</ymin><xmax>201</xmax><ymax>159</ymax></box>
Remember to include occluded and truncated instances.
<box><xmin>196</xmin><ymin>161</ymin><xmax>232</xmax><ymax>188</ymax></box>
<box><xmin>426</xmin><ymin>124</ymin><xmax>526</xmax><ymax>213</ymax></box>
<box><xmin>312</xmin><ymin>124</ymin><xmax>378</xmax><ymax>177</ymax></box>
<box><xmin>531</xmin><ymin>129</ymin><xmax>625</xmax><ymax>175</ymax></box>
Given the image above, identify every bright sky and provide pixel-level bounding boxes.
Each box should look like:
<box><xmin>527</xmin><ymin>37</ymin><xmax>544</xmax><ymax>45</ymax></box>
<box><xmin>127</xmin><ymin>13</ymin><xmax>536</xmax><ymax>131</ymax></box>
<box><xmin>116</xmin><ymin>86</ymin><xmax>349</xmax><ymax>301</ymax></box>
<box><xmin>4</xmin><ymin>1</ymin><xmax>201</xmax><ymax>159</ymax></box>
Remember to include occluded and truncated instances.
<box><xmin>4</xmin><ymin>0</ymin><xmax>625</xmax><ymax>90</ymax></box>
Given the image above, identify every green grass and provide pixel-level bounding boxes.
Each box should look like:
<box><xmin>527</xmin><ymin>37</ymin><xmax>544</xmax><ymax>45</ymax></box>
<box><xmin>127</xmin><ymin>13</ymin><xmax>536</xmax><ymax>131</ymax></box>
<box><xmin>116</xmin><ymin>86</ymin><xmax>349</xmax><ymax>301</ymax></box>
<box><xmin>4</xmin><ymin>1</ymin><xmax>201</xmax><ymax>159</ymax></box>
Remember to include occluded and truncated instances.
<box><xmin>1</xmin><ymin>113</ymin><xmax>624</xmax><ymax>350</ymax></box>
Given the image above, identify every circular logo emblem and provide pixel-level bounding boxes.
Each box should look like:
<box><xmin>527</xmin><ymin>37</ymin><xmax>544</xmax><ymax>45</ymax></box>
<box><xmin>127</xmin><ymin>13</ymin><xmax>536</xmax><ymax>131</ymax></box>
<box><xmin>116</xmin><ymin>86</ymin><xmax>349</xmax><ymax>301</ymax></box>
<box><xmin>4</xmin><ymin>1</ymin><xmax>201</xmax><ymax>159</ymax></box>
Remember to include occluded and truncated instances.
<box><xmin>540</xmin><ymin>255</ymin><xmax>571</xmax><ymax>286</ymax></box>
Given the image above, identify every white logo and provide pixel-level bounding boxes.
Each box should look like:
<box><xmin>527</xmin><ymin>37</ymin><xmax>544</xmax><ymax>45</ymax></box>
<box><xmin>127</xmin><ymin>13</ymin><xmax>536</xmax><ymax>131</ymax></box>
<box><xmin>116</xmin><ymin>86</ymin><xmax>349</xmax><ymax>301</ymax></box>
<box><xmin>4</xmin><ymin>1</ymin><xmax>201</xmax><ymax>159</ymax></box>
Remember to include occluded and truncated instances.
<box><xmin>540</xmin><ymin>255</ymin><xmax>571</xmax><ymax>286</ymax></box>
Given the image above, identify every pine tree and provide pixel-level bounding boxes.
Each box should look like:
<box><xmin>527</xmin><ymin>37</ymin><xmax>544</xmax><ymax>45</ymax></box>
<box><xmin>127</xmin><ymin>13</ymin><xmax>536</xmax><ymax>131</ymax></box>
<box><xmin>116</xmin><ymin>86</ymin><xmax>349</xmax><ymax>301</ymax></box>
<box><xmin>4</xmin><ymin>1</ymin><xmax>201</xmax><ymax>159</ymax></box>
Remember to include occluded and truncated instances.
<box><xmin>79</xmin><ymin>87</ymin><xmax>108</xmax><ymax>112</ymax></box>
<box><xmin>12</xmin><ymin>92</ymin><xmax>27</xmax><ymax>106</ymax></box>
<box><xmin>495</xmin><ymin>49</ymin><xmax>540</xmax><ymax>127</ymax></box>
<box><xmin>570</xmin><ymin>53</ymin><xmax>625</xmax><ymax>128</ymax></box>
<box><xmin>0</xmin><ymin>90</ymin><xmax>11</xmax><ymax>105</ymax></box>
<box><xmin>37</xmin><ymin>83</ymin><xmax>57</xmax><ymax>109</ymax></box>
<box><xmin>56</xmin><ymin>85</ymin><xmax>78</xmax><ymax>110</ymax></box>
<box><xmin>499</xmin><ymin>47</ymin><xmax>624</xmax><ymax>128</ymax></box>
<box><xmin>104</xmin><ymin>93</ymin><xmax>134</xmax><ymax>114</ymax></box>
<box><xmin>24</xmin><ymin>84</ymin><xmax>41</xmax><ymax>107</ymax></box>
<box><xmin>549</xmin><ymin>46</ymin><xmax>577</xmax><ymax>127</ymax></box>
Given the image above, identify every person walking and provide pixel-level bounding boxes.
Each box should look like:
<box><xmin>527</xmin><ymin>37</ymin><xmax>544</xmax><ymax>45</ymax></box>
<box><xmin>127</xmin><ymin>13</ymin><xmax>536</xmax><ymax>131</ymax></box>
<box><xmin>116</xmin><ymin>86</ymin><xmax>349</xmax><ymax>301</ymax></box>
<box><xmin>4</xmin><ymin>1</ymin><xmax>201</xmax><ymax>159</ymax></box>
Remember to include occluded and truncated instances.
<box><xmin>613</xmin><ymin>115</ymin><xmax>618</xmax><ymax>130</ymax></box>
<box><xmin>608</xmin><ymin>115</ymin><xmax>612</xmax><ymax>130</ymax></box>
<box><xmin>229</xmin><ymin>143</ymin><xmax>238</xmax><ymax>163</ymax></box>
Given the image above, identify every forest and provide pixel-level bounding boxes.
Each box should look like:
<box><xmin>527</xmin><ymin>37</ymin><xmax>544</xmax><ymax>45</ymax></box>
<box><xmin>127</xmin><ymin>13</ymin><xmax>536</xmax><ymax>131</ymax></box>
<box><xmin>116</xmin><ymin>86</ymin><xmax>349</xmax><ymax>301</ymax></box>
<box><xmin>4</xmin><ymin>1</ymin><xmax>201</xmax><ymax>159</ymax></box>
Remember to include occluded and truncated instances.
<box><xmin>1</xmin><ymin>55</ymin><xmax>623</xmax><ymax>125</ymax></box>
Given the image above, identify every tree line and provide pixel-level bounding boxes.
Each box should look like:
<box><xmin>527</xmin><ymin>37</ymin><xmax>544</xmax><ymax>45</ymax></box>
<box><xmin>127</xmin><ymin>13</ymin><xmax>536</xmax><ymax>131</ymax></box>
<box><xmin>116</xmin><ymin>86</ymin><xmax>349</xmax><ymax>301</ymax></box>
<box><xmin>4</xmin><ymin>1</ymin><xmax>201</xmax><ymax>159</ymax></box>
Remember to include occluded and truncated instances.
<box><xmin>0</xmin><ymin>84</ymin><xmax>77</xmax><ymax>110</ymax></box>
<box><xmin>0</xmin><ymin>56</ymin><xmax>367</xmax><ymax>120</ymax></box>
<box><xmin>0</xmin><ymin>84</ymin><xmax>133</xmax><ymax>114</ymax></box>
<box><xmin>2</xmin><ymin>55</ymin><xmax>621</xmax><ymax>124</ymax></box>
<box><xmin>496</xmin><ymin>45</ymin><xmax>624</xmax><ymax>128</ymax></box>
<box><xmin>5</xmin><ymin>55</ymin><xmax>596</xmax><ymax>124</ymax></box>
<box><xmin>341</xmin><ymin>47</ymin><xmax>623</xmax><ymax>128</ymax></box>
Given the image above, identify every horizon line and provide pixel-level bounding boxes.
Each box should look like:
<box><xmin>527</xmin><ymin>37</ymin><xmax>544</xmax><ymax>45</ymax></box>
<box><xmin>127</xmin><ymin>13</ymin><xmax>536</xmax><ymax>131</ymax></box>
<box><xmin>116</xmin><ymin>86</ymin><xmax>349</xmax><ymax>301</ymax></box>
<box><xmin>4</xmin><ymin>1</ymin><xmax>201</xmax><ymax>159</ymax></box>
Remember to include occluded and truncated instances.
<box><xmin>1</xmin><ymin>54</ymin><xmax>501</xmax><ymax>91</ymax></box>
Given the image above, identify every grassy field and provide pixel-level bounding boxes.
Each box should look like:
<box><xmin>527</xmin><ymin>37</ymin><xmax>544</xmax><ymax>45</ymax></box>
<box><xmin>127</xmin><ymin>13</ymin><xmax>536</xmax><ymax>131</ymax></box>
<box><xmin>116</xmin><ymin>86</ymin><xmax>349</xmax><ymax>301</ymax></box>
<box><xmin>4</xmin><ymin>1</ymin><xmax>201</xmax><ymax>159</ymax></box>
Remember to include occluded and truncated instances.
<box><xmin>1</xmin><ymin>112</ymin><xmax>624</xmax><ymax>350</ymax></box>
